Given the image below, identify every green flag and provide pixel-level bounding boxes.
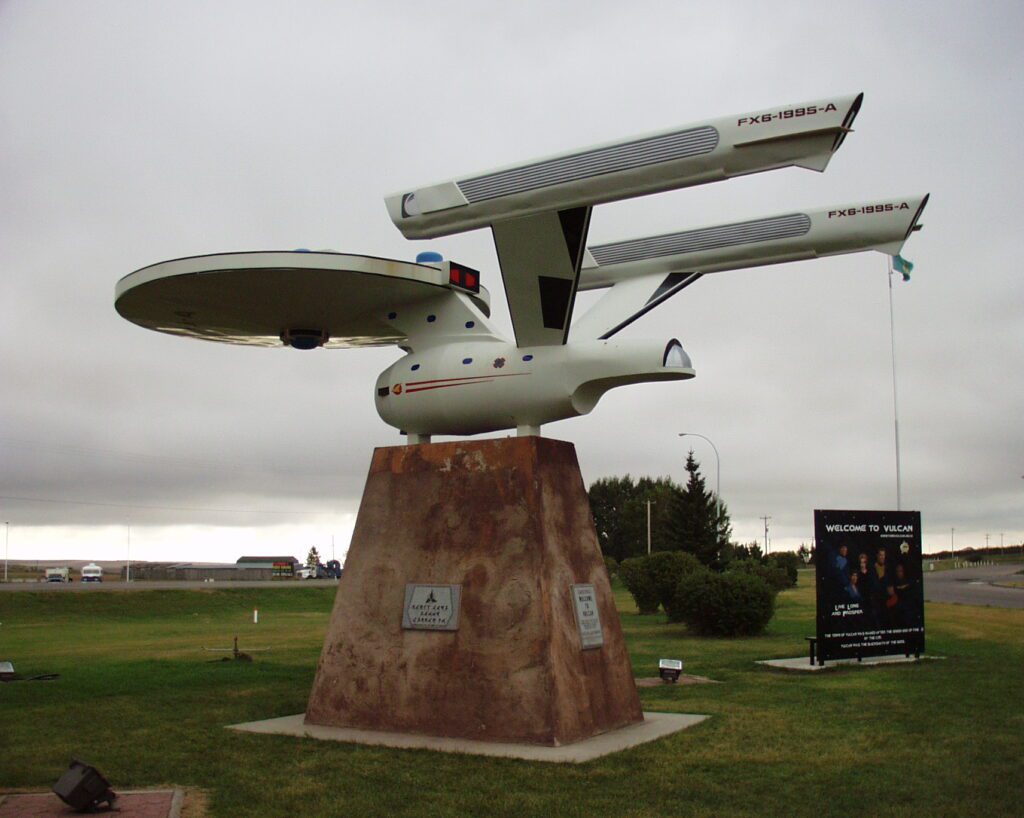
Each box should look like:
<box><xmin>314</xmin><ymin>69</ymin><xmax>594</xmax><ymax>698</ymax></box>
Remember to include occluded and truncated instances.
<box><xmin>892</xmin><ymin>254</ymin><xmax>913</xmax><ymax>282</ymax></box>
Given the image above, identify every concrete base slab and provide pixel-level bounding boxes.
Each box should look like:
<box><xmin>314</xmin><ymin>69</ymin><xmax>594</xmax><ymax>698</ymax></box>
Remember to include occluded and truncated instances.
<box><xmin>0</xmin><ymin>789</ymin><xmax>183</xmax><ymax>817</ymax></box>
<box><xmin>229</xmin><ymin>711</ymin><xmax>707</xmax><ymax>763</ymax></box>
<box><xmin>758</xmin><ymin>655</ymin><xmax>943</xmax><ymax>672</ymax></box>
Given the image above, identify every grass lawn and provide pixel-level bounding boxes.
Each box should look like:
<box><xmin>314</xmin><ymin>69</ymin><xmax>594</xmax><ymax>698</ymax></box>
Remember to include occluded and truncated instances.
<box><xmin>1</xmin><ymin>576</ymin><xmax>1022</xmax><ymax>817</ymax></box>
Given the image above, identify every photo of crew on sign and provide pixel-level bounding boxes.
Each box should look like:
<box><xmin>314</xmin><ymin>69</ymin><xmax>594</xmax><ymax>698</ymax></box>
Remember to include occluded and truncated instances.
<box><xmin>813</xmin><ymin>509</ymin><xmax>925</xmax><ymax>662</ymax></box>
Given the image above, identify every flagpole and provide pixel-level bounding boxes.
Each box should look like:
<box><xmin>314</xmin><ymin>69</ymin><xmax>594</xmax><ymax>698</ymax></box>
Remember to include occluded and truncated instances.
<box><xmin>887</xmin><ymin>256</ymin><xmax>902</xmax><ymax>510</ymax></box>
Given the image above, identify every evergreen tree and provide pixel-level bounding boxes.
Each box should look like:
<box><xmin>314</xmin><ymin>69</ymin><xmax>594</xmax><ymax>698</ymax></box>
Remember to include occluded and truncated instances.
<box><xmin>714</xmin><ymin>498</ymin><xmax>733</xmax><ymax>558</ymax></box>
<box><xmin>669</xmin><ymin>451</ymin><xmax>730</xmax><ymax>567</ymax></box>
<box><xmin>305</xmin><ymin>546</ymin><xmax>321</xmax><ymax>569</ymax></box>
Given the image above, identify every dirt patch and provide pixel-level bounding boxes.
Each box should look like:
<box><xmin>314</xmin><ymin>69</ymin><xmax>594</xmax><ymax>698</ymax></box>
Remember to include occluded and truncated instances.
<box><xmin>181</xmin><ymin>789</ymin><xmax>209</xmax><ymax>818</ymax></box>
<box><xmin>635</xmin><ymin>674</ymin><xmax>719</xmax><ymax>687</ymax></box>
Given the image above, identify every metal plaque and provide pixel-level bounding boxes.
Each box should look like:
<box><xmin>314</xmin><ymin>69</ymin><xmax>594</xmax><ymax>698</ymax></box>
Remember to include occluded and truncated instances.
<box><xmin>402</xmin><ymin>584</ymin><xmax>461</xmax><ymax>631</ymax></box>
<box><xmin>571</xmin><ymin>583</ymin><xmax>604</xmax><ymax>649</ymax></box>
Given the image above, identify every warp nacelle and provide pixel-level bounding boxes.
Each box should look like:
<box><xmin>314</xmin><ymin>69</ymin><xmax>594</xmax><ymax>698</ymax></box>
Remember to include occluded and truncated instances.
<box><xmin>375</xmin><ymin>338</ymin><xmax>694</xmax><ymax>437</ymax></box>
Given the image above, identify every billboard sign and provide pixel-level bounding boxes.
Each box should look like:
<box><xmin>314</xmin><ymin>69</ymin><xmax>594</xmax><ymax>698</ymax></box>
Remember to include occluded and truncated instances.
<box><xmin>814</xmin><ymin>509</ymin><xmax>924</xmax><ymax>663</ymax></box>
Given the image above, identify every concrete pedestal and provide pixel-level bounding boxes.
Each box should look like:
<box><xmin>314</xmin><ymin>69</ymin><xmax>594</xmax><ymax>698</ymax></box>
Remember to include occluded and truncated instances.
<box><xmin>305</xmin><ymin>437</ymin><xmax>643</xmax><ymax>746</ymax></box>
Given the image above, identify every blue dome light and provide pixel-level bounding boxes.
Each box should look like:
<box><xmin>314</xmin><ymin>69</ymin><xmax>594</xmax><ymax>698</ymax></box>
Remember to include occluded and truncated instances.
<box><xmin>416</xmin><ymin>251</ymin><xmax>444</xmax><ymax>264</ymax></box>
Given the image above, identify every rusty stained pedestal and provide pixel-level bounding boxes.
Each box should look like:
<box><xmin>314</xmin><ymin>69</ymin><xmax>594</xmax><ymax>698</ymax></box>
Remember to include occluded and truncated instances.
<box><xmin>304</xmin><ymin>436</ymin><xmax>643</xmax><ymax>746</ymax></box>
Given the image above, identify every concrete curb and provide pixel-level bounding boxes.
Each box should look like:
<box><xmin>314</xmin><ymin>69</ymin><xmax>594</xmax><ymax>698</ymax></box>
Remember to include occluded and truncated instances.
<box><xmin>757</xmin><ymin>654</ymin><xmax>944</xmax><ymax>672</ymax></box>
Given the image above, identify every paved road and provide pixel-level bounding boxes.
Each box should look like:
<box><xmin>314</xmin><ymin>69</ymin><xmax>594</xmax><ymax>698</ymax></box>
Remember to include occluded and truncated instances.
<box><xmin>4</xmin><ymin>565</ymin><xmax>1022</xmax><ymax>609</ymax></box>
<box><xmin>924</xmin><ymin>562</ymin><xmax>1024</xmax><ymax>609</ymax></box>
<box><xmin>0</xmin><ymin>579</ymin><xmax>340</xmax><ymax>593</ymax></box>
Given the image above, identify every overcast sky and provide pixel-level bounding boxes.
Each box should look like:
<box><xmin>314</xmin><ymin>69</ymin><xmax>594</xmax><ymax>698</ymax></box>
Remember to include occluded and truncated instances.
<box><xmin>1</xmin><ymin>0</ymin><xmax>1021</xmax><ymax>564</ymax></box>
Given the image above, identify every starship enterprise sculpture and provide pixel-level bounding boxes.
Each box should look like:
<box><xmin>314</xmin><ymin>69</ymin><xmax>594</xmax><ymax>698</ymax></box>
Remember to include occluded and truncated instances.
<box><xmin>116</xmin><ymin>92</ymin><xmax>927</xmax><ymax>442</ymax></box>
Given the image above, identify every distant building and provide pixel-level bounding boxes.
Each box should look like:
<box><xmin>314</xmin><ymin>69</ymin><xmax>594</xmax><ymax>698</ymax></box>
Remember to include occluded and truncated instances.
<box><xmin>122</xmin><ymin>560</ymin><xmax>284</xmax><ymax>581</ymax></box>
<box><xmin>237</xmin><ymin>556</ymin><xmax>301</xmax><ymax>577</ymax></box>
<box><xmin>236</xmin><ymin>556</ymin><xmax>301</xmax><ymax>578</ymax></box>
<box><xmin>117</xmin><ymin>557</ymin><xmax>304</xmax><ymax>582</ymax></box>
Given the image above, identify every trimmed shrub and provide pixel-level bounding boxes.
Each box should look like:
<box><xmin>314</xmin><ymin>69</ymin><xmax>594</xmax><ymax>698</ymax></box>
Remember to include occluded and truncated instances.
<box><xmin>644</xmin><ymin>551</ymin><xmax>706</xmax><ymax>613</ymax></box>
<box><xmin>669</xmin><ymin>571</ymin><xmax>775</xmax><ymax>636</ymax></box>
<box><xmin>729</xmin><ymin>559</ymin><xmax>791</xmax><ymax>593</ymax></box>
<box><xmin>765</xmin><ymin>552</ymin><xmax>800</xmax><ymax>588</ymax></box>
<box><xmin>618</xmin><ymin>557</ymin><xmax>660</xmax><ymax>614</ymax></box>
<box><xmin>603</xmin><ymin>555</ymin><xmax>619</xmax><ymax>578</ymax></box>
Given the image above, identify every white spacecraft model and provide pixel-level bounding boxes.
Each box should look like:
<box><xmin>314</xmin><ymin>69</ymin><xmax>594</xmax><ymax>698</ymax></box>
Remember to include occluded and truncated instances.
<box><xmin>116</xmin><ymin>92</ymin><xmax>927</xmax><ymax>442</ymax></box>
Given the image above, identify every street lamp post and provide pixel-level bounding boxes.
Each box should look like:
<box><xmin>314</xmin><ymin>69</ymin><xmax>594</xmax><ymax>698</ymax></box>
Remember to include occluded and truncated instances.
<box><xmin>4</xmin><ymin>521</ymin><xmax>8</xmax><ymax>583</ymax></box>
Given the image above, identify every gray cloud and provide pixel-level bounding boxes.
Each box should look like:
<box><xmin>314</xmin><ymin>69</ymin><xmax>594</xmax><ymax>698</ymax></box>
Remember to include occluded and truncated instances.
<box><xmin>1</xmin><ymin>0</ymin><xmax>1021</xmax><ymax>556</ymax></box>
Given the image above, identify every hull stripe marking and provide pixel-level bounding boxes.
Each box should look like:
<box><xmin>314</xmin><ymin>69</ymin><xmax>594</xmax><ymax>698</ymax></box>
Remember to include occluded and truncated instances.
<box><xmin>405</xmin><ymin>373</ymin><xmax>529</xmax><ymax>387</ymax></box>
<box><xmin>404</xmin><ymin>373</ymin><xmax>530</xmax><ymax>394</ymax></box>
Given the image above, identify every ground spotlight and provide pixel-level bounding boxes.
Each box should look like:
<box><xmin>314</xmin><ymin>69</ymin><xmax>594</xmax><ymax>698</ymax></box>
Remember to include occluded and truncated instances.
<box><xmin>52</xmin><ymin>760</ymin><xmax>117</xmax><ymax>812</ymax></box>
<box><xmin>658</xmin><ymin>659</ymin><xmax>683</xmax><ymax>683</ymax></box>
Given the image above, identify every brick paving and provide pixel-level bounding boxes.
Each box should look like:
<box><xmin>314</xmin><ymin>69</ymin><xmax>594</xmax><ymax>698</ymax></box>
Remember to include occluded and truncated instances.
<box><xmin>0</xmin><ymin>790</ymin><xmax>178</xmax><ymax>817</ymax></box>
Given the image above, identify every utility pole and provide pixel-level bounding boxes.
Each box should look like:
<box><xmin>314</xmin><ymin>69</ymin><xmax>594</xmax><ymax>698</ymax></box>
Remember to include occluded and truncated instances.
<box><xmin>646</xmin><ymin>500</ymin><xmax>655</xmax><ymax>555</ymax></box>
<box><xmin>331</xmin><ymin>534</ymin><xmax>336</xmax><ymax>563</ymax></box>
<box><xmin>950</xmin><ymin>527</ymin><xmax>955</xmax><ymax>561</ymax></box>
<box><xmin>985</xmin><ymin>533</ymin><xmax>990</xmax><ymax>550</ymax></box>
<box><xmin>4</xmin><ymin>521</ymin><xmax>9</xmax><ymax>583</ymax></box>
<box><xmin>760</xmin><ymin>516</ymin><xmax>771</xmax><ymax>555</ymax></box>
<box><xmin>126</xmin><ymin>524</ymin><xmax>132</xmax><ymax>583</ymax></box>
